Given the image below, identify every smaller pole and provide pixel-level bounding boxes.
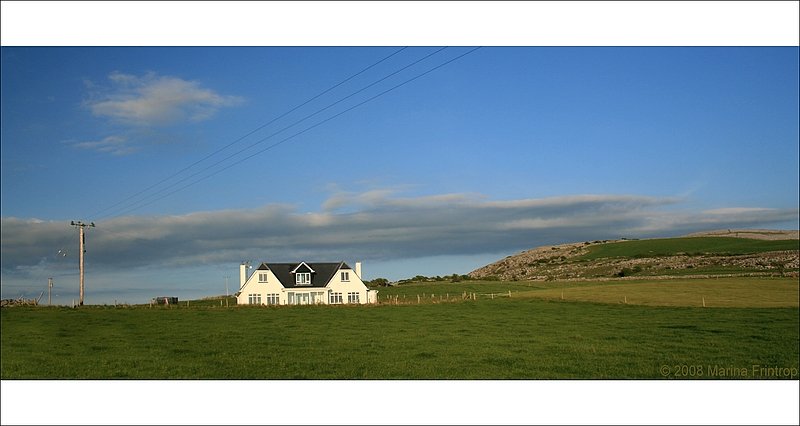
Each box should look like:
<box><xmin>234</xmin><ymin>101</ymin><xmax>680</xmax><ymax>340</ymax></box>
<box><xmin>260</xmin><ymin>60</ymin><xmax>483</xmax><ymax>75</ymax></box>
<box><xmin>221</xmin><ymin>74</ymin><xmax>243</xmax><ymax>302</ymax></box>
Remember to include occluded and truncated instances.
<box><xmin>48</xmin><ymin>278</ymin><xmax>53</xmax><ymax>306</ymax></box>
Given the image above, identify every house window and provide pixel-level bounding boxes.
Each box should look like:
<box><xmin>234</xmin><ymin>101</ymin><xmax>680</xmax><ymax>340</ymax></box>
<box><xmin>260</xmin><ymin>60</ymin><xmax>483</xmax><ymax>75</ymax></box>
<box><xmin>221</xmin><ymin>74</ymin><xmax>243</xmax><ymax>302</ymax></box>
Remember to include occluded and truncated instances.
<box><xmin>258</xmin><ymin>273</ymin><xmax>268</xmax><ymax>283</ymax></box>
<box><xmin>265</xmin><ymin>294</ymin><xmax>280</xmax><ymax>305</ymax></box>
<box><xmin>341</xmin><ymin>271</ymin><xmax>350</xmax><ymax>282</ymax></box>
<box><xmin>348</xmin><ymin>292</ymin><xmax>360</xmax><ymax>304</ymax></box>
<box><xmin>248</xmin><ymin>294</ymin><xmax>261</xmax><ymax>305</ymax></box>
<box><xmin>296</xmin><ymin>272</ymin><xmax>311</xmax><ymax>286</ymax></box>
<box><xmin>330</xmin><ymin>292</ymin><xmax>343</xmax><ymax>304</ymax></box>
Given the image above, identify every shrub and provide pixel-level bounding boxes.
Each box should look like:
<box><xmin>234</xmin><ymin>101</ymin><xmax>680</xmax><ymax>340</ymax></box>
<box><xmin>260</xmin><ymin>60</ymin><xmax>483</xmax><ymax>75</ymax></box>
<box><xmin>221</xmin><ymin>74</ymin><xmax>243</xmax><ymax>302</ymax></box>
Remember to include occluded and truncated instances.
<box><xmin>616</xmin><ymin>266</ymin><xmax>643</xmax><ymax>277</ymax></box>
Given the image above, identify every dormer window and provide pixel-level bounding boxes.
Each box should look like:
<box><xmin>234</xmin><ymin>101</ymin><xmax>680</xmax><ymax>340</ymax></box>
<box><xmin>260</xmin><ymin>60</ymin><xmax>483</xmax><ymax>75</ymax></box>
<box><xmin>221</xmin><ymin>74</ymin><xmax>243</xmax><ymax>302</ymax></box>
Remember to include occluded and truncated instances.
<box><xmin>291</xmin><ymin>262</ymin><xmax>314</xmax><ymax>286</ymax></box>
<box><xmin>296</xmin><ymin>272</ymin><xmax>311</xmax><ymax>286</ymax></box>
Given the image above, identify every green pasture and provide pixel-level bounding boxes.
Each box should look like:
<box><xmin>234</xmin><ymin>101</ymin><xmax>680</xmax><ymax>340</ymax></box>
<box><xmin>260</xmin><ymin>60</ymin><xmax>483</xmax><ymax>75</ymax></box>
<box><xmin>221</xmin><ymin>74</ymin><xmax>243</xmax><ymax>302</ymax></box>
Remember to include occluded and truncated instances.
<box><xmin>2</xmin><ymin>277</ymin><xmax>798</xmax><ymax>379</ymax></box>
<box><xmin>516</xmin><ymin>277</ymin><xmax>799</xmax><ymax>308</ymax></box>
<box><xmin>578</xmin><ymin>237</ymin><xmax>799</xmax><ymax>260</ymax></box>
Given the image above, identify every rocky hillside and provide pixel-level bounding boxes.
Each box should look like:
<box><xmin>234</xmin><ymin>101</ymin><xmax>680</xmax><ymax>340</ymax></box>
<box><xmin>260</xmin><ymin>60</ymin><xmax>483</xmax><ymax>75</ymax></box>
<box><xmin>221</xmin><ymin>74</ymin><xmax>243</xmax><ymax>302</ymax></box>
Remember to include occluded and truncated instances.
<box><xmin>468</xmin><ymin>230</ymin><xmax>799</xmax><ymax>281</ymax></box>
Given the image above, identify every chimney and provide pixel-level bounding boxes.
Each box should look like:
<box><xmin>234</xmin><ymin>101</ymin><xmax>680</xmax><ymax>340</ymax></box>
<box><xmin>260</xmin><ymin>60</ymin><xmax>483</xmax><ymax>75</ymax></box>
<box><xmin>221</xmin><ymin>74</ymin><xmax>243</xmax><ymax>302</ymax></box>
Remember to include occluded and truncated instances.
<box><xmin>355</xmin><ymin>262</ymin><xmax>362</xmax><ymax>280</ymax></box>
<box><xmin>239</xmin><ymin>263</ymin><xmax>247</xmax><ymax>289</ymax></box>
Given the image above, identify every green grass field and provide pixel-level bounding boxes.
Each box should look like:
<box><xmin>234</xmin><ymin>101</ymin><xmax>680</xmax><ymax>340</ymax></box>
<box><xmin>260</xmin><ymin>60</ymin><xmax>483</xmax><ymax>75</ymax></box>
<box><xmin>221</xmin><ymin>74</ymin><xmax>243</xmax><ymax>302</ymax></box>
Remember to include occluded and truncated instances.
<box><xmin>517</xmin><ymin>277</ymin><xmax>799</xmax><ymax>308</ymax></box>
<box><xmin>578</xmin><ymin>237</ymin><xmax>799</xmax><ymax>260</ymax></box>
<box><xmin>2</xmin><ymin>277</ymin><xmax>798</xmax><ymax>379</ymax></box>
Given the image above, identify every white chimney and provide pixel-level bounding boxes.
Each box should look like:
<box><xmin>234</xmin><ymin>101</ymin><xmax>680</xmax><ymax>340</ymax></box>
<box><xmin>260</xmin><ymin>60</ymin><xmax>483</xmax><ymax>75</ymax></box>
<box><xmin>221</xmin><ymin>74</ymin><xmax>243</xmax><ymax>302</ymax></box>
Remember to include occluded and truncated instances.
<box><xmin>355</xmin><ymin>262</ymin><xmax>362</xmax><ymax>280</ymax></box>
<box><xmin>239</xmin><ymin>263</ymin><xmax>247</xmax><ymax>289</ymax></box>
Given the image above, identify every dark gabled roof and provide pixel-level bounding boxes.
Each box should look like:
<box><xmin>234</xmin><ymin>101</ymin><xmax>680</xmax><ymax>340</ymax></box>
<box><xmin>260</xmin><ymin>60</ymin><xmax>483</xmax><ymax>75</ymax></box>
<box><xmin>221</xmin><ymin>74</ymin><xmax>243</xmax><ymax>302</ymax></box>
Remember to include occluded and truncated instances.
<box><xmin>258</xmin><ymin>261</ymin><xmax>351</xmax><ymax>288</ymax></box>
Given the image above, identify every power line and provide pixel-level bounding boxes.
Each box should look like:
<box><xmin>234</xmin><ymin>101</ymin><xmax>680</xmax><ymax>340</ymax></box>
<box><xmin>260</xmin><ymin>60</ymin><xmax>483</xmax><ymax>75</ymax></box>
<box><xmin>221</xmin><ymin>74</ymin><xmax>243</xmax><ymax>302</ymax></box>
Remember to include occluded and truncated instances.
<box><xmin>94</xmin><ymin>47</ymin><xmax>451</xmax><ymax>221</ymax></box>
<box><xmin>101</xmin><ymin>47</ymin><xmax>482</xmax><ymax>218</ymax></box>
<box><xmin>87</xmin><ymin>47</ymin><xmax>408</xmax><ymax>221</ymax></box>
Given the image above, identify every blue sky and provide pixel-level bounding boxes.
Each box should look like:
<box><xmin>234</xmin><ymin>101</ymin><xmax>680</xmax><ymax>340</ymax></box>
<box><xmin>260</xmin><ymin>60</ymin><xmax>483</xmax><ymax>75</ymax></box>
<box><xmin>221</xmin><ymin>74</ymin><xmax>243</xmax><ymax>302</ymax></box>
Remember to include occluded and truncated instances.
<box><xmin>3</xmin><ymin>45</ymin><xmax>797</xmax><ymax>305</ymax></box>
<box><xmin>1</xmin><ymin>3</ymin><xmax>799</xmax><ymax>308</ymax></box>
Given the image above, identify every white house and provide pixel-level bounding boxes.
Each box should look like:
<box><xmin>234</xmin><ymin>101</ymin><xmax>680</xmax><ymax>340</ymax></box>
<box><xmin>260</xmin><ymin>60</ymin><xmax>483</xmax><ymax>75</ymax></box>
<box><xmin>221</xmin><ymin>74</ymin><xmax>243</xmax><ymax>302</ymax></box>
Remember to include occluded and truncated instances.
<box><xmin>236</xmin><ymin>261</ymin><xmax>378</xmax><ymax>305</ymax></box>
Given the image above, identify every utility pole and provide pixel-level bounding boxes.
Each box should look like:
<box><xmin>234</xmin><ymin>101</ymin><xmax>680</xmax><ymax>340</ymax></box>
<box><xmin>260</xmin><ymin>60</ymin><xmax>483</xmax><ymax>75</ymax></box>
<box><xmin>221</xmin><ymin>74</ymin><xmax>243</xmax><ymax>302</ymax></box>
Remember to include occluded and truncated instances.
<box><xmin>225</xmin><ymin>275</ymin><xmax>230</xmax><ymax>297</ymax></box>
<box><xmin>48</xmin><ymin>277</ymin><xmax>53</xmax><ymax>306</ymax></box>
<box><xmin>71</xmin><ymin>221</ymin><xmax>95</xmax><ymax>306</ymax></box>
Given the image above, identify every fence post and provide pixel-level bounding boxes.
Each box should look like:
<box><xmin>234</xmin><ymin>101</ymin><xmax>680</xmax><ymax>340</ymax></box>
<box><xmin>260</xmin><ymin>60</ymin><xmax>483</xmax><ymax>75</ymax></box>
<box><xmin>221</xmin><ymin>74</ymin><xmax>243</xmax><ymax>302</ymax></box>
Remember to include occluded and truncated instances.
<box><xmin>417</xmin><ymin>294</ymin><xmax>420</xmax><ymax>304</ymax></box>
<box><xmin>508</xmin><ymin>290</ymin><xmax>511</xmax><ymax>298</ymax></box>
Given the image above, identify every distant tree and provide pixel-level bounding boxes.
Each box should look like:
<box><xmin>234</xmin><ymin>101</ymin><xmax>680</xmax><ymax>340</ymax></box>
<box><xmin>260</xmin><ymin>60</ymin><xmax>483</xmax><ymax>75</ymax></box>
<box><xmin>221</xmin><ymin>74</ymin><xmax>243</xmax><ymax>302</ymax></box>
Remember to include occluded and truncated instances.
<box><xmin>450</xmin><ymin>273</ymin><xmax>461</xmax><ymax>282</ymax></box>
<box><xmin>368</xmin><ymin>278</ymin><xmax>389</xmax><ymax>287</ymax></box>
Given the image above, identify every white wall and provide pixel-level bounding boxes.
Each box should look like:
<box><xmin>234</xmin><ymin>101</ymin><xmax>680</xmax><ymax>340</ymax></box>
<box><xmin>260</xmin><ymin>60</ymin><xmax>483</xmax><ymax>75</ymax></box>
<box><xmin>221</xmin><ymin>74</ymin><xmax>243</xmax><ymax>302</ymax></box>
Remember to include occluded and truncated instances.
<box><xmin>326</xmin><ymin>267</ymin><xmax>372</xmax><ymax>304</ymax></box>
<box><xmin>236</xmin><ymin>269</ymin><xmax>282</xmax><ymax>305</ymax></box>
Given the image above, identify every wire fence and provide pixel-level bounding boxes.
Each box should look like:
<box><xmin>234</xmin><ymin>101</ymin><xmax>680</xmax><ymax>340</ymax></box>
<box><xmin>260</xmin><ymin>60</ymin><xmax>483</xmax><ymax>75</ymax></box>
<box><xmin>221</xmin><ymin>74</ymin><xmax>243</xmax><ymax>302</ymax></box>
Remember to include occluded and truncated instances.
<box><xmin>379</xmin><ymin>290</ymin><xmax>514</xmax><ymax>305</ymax></box>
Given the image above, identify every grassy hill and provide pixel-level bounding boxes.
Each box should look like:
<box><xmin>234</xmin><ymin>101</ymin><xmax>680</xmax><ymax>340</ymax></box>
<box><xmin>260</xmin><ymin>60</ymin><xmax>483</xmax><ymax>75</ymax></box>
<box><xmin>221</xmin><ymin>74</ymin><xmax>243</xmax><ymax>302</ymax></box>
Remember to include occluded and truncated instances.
<box><xmin>578</xmin><ymin>237</ymin><xmax>798</xmax><ymax>260</ymax></box>
<box><xmin>469</xmin><ymin>233</ymin><xmax>799</xmax><ymax>281</ymax></box>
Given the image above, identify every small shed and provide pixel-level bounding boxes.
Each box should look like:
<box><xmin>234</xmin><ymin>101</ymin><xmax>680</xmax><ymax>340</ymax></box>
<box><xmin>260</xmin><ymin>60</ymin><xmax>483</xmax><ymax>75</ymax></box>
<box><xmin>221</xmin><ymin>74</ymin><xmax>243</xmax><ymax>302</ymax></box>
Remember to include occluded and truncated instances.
<box><xmin>151</xmin><ymin>296</ymin><xmax>178</xmax><ymax>305</ymax></box>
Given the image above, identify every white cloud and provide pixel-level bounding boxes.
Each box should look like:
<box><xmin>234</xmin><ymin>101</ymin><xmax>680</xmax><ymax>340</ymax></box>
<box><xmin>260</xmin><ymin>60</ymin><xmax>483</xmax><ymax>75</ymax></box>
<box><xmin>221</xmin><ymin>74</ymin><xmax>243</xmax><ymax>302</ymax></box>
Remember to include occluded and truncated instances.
<box><xmin>702</xmin><ymin>207</ymin><xmax>774</xmax><ymax>215</ymax></box>
<box><xmin>3</xmin><ymin>191</ymin><xmax>797</xmax><ymax>277</ymax></box>
<box><xmin>85</xmin><ymin>72</ymin><xmax>243</xmax><ymax>127</ymax></box>
<box><xmin>70</xmin><ymin>135</ymin><xmax>136</xmax><ymax>156</ymax></box>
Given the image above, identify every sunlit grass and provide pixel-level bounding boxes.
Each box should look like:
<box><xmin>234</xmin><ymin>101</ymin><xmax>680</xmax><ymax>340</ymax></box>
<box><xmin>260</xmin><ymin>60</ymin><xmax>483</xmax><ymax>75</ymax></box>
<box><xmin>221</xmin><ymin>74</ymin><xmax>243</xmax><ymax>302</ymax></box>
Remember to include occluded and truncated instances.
<box><xmin>3</xmin><ymin>287</ymin><xmax>798</xmax><ymax>379</ymax></box>
<box><xmin>515</xmin><ymin>277</ymin><xmax>799</xmax><ymax>308</ymax></box>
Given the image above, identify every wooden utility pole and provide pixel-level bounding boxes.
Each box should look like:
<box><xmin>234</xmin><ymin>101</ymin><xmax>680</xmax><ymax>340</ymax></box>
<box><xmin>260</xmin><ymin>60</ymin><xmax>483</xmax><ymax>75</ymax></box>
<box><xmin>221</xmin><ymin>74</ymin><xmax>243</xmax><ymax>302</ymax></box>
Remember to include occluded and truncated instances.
<box><xmin>71</xmin><ymin>221</ymin><xmax>95</xmax><ymax>306</ymax></box>
<box><xmin>48</xmin><ymin>277</ymin><xmax>53</xmax><ymax>306</ymax></box>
